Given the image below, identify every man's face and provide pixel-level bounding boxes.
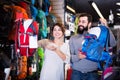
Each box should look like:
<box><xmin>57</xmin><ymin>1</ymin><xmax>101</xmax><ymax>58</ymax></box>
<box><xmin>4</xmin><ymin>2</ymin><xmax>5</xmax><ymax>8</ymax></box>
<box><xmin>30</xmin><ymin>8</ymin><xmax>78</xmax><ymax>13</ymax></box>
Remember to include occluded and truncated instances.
<box><xmin>77</xmin><ymin>16</ymin><xmax>89</xmax><ymax>34</ymax></box>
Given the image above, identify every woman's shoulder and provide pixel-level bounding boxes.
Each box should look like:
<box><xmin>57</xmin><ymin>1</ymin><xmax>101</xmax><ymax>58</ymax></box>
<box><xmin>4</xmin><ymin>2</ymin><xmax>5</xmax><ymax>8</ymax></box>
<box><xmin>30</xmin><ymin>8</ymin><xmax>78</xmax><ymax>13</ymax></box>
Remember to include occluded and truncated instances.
<box><xmin>38</xmin><ymin>39</ymin><xmax>50</xmax><ymax>42</ymax></box>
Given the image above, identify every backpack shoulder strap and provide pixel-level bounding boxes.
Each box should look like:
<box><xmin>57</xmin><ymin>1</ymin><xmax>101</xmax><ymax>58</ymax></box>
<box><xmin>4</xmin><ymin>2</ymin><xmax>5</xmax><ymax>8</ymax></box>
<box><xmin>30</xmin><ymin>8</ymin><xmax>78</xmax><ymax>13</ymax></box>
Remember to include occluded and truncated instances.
<box><xmin>29</xmin><ymin>20</ymin><xmax>38</xmax><ymax>35</ymax></box>
<box><xmin>98</xmin><ymin>26</ymin><xmax>109</xmax><ymax>46</ymax></box>
<box><xmin>98</xmin><ymin>26</ymin><xmax>111</xmax><ymax>70</ymax></box>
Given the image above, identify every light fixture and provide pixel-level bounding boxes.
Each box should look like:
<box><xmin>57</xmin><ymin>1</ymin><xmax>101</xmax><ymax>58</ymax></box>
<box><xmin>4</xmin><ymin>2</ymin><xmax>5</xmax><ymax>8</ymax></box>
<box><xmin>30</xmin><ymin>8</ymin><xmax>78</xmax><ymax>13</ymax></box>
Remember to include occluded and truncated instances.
<box><xmin>66</xmin><ymin>5</ymin><xmax>76</xmax><ymax>13</ymax></box>
<box><xmin>88</xmin><ymin>1</ymin><xmax>104</xmax><ymax>19</ymax></box>
<box><xmin>116</xmin><ymin>2</ymin><xmax>120</xmax><ymax>6</ymax></box>
<box><xmin>117</xmin><ymin>13</ymin><xmax>120</xmax><ymax>16</ymax></box>
<box><xmin>116</xmin><ymin>9</ymin><xmax>120</xmax><ymax>12</ymax></box>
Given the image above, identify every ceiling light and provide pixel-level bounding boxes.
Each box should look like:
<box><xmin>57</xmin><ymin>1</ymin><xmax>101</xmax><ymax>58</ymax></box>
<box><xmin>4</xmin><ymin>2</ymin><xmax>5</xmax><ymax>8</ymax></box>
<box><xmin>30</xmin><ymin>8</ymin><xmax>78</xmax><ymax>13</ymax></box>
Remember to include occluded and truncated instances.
<box><xmin>116</xmin><ymin>2</ymin><xmax>120</xmax><ymax>6</ymax></box>
<box><xmin>116</xmin><ymin>9</ymin><xmax>120</xmax><ymax>12</ymax></box>
<box><xmin>66</xmin><ymin>5</ymin><xmax>76</xmax><ymax>13</ymax></box>
<box><xmin>89</xmin><ymin>1</ymin><xmax>104</xmax><ymax>19</ymax></box>
<box><xmin>117</xmin><ymin>13</ymin><xmax>120</xmax><ymax>16</ymax></box>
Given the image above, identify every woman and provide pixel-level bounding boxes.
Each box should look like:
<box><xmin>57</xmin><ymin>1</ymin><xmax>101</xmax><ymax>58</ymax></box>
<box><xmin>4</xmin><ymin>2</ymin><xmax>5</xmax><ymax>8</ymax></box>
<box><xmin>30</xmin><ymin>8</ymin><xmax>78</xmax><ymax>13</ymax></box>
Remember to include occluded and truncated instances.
<box><xmin>38</xmin><ymin>23</ymin><xmax>70</xmax><ymax>80</ymax></box>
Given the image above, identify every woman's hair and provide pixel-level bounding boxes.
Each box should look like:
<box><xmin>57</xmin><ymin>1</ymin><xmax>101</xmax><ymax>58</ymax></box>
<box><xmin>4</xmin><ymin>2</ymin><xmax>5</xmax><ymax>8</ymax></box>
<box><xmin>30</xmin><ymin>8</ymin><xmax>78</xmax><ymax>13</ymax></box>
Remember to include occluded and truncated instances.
<box><xmin>51</xmin><ymin>23</ymin><xmax>65</xmax><ymax>34</ymax></box>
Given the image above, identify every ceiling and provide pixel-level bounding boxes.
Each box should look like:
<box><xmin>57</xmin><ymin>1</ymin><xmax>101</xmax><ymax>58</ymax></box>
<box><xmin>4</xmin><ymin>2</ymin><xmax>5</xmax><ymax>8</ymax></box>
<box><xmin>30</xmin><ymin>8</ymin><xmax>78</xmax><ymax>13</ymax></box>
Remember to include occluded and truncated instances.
<box><xmin>65</xmin><ymin>0</ymin><xmax>120</xmax><ymax>25</ymax></box>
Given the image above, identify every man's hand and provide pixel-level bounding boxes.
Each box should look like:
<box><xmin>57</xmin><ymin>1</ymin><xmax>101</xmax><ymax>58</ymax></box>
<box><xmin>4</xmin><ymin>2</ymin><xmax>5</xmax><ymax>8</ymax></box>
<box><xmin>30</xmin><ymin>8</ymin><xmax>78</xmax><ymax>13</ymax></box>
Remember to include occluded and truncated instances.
<box><xmin>99</xmin><ymin>18</ymin><xmax>108</xmax><ymax>27</ymax></box>
<box><xmin>78</xmin><ymin>51</ymin><xmax>86</xmax><ymax>59</ymax></box>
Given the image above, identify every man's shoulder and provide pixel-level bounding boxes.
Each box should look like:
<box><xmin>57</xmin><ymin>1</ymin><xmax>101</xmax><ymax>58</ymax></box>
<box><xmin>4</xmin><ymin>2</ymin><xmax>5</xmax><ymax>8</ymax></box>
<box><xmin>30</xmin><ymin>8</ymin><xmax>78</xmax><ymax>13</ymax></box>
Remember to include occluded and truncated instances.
<box><xmin>71</xmin><ymin>33</ymin><xmax>84</xmax><ymax>38</ymax></box>
<box><xmin>70</xmin><ymin>34</ymin><xmax>78</xmax><ymax>39</ymax></box>
<box><xmin>71</xmin><ymin>34</ymin><xmax>79</xmax><ymax>37</ymax></box>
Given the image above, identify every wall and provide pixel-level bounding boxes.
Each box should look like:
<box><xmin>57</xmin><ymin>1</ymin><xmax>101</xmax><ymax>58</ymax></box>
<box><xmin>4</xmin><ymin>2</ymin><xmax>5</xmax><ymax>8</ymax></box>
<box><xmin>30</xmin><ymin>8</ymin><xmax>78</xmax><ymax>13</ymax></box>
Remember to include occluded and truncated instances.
<box><xmin>49</xmin><ymin>0</ymin><xmax>65</xmax><ymax>24</ymax></box>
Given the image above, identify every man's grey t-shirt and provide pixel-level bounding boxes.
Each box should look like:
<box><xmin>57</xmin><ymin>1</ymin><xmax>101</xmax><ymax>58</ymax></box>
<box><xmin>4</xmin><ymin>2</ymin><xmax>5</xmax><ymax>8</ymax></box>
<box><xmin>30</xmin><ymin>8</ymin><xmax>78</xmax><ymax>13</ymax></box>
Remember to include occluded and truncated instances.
<box><xmin>69</xmin><ymin>31</ymin><xmax>98</xmax><ymax>72</ymax></box>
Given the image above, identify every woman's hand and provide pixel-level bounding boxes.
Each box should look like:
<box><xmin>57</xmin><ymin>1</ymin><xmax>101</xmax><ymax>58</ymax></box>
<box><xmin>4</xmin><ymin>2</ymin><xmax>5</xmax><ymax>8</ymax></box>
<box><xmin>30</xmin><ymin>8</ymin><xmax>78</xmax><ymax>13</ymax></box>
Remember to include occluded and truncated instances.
<box><xmin>46</xmin><ymin>44</ymin><xmax>57</xmax><ymax>51</ymax></box>
<box><xmin>46</xmin><ymin>43</ymin><xmax>66</xmax><ymax>60</ymax></box>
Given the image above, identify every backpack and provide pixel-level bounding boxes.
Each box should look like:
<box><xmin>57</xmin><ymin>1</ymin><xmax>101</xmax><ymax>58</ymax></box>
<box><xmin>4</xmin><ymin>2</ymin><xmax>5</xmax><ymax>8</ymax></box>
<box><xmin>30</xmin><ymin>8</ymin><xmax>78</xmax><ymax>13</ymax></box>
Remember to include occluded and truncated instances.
<box><xmin>0</xmin><ymin>4</ymin><xmax>14</xmax><ymax>39</ymax></box>
<box><xmin>30</xmin><ymin>0</ymin><xmax>38</xmax><ymax>20</ymax></box>
<box><xmin>36</xmin><ymin>9</ymin><xmax>48</xmax><ymax>39</ymax></box>
<box><xmin>81</xmin><ymin>25</ymin><xmax>111</xmax><ymax>69</ymax></box>
<box><xmin>14</xmin><ymin>19</ymin><xmax>38</xmax><ymax>79</ymax></box>
<box><xmin>17</xmin><ymin>56</ymin><xmax>27</xmax><ymax>80</ymax></box>
<box><xmin>38</xmin><ymin>47</ymin><xmax>44</xmax><ymax>72</ymax></box>
<box><xmin>16</xmin><ymin>19</ymin><xmax>38</xmax><ymax>56</ymax></box>
<box><xmin>102</xmin><ymin>67</ymin><xmax>120</xmax><ymax>80</ymax></box>
<box><xmin>42</xmin><ymin>0</ymin><xmax>50</xmax><ymax>16</ymax></box>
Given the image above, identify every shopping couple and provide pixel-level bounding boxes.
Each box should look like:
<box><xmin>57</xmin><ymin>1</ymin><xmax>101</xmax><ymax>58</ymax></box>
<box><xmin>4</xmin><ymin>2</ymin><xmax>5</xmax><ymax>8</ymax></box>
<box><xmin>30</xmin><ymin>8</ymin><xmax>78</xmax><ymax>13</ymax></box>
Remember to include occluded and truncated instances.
<box><xmin>38</xmin><ymin>13</ymin><xmax>116</xmax><ymax>80</ymax></box>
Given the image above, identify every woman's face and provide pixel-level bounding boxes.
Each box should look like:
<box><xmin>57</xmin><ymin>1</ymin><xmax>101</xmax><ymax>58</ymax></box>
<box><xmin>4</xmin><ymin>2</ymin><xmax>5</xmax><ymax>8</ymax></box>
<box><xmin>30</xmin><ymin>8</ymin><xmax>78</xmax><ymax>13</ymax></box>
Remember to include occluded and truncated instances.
<box><xmin>53</xmin><ymin>25</ymin><xmax>63</xmax><ymax>39</ymax></box>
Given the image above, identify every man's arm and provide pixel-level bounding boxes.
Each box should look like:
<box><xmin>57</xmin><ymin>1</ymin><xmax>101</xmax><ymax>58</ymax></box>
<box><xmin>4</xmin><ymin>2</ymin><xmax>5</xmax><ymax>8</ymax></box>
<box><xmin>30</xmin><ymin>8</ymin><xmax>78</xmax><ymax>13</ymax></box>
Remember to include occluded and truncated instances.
<box><xmin>99</xmin><ymin>18</ymin><xmax>117</xmax><ymax>47</ymax></box>
<box><xmin>69</xmin><ymin>36</ymin><xmax>82</xmax><ymax>63</ymax></box>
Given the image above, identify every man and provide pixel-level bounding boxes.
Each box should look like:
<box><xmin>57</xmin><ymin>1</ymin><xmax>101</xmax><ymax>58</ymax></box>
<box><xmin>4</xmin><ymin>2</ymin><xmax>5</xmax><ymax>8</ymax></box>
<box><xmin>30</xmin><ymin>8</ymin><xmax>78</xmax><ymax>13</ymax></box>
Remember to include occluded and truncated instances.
<box><xmin>69</xmin><ymin>13</ymin><xmax>116</xmax><ymax>80</ymax></box>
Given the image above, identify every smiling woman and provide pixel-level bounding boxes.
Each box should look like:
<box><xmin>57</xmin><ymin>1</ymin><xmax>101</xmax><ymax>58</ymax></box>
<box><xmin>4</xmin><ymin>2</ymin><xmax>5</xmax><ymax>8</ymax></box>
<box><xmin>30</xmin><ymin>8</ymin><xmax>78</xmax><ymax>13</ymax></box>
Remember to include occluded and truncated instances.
<box><xmin>38</xmin><ymin>23</ymin><xmax>70</xmax><ymax>80</ymax></box>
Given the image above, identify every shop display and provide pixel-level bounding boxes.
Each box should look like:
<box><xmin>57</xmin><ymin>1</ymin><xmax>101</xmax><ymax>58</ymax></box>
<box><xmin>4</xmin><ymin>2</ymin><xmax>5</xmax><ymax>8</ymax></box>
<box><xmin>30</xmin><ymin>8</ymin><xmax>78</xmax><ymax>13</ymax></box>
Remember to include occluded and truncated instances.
<box><xmin>0</xmin><ymin>0</ymin><xmax>50</xmax><ymax>79</ymax></box>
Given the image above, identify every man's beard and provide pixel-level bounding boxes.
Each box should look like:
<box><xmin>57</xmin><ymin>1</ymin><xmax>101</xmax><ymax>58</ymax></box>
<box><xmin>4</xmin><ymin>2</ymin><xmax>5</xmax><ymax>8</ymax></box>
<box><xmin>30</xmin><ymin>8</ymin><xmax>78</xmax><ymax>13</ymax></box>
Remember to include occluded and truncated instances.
<box><xmin>77</xmin><ymin>25</ymin><xmax>88</xmax><ymax>34</ymax></box>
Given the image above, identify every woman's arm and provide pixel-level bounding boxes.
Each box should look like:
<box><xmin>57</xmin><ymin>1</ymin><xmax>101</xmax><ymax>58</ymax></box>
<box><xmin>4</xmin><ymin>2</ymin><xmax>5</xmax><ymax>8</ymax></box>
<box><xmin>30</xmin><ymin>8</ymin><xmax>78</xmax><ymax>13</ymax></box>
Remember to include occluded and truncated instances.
<box><xmin>55</xmin><ymin>43</ymin><xmax>70</xmax><ymax>63</ymax></box>
<box><xmin>47</xmin><ymin>44</ymin><xmax>67</xmax><ymax>61</ymax></box>
<box><xmin>47</xmin><ymin>42</ymin><xmax>70</xmax><ymax>62</ymax></box>
<box><xmin>55</xmin><ymin>48</ymin><xmax>66</xmax><ymax>61</ymax></box>
<box><xmin>37</xmin><ymin>39</ymin><xmax>49</xmax><ymax>48</ymax></box>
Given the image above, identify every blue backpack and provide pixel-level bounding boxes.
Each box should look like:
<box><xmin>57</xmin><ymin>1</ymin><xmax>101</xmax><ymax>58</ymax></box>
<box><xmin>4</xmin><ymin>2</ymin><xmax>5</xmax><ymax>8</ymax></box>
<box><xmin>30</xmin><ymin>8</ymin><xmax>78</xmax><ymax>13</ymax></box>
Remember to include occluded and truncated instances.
<box><xmin>81</xmin><ymin>25</ymin><xmax>111</xmax><ymax>69</ymax></box>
